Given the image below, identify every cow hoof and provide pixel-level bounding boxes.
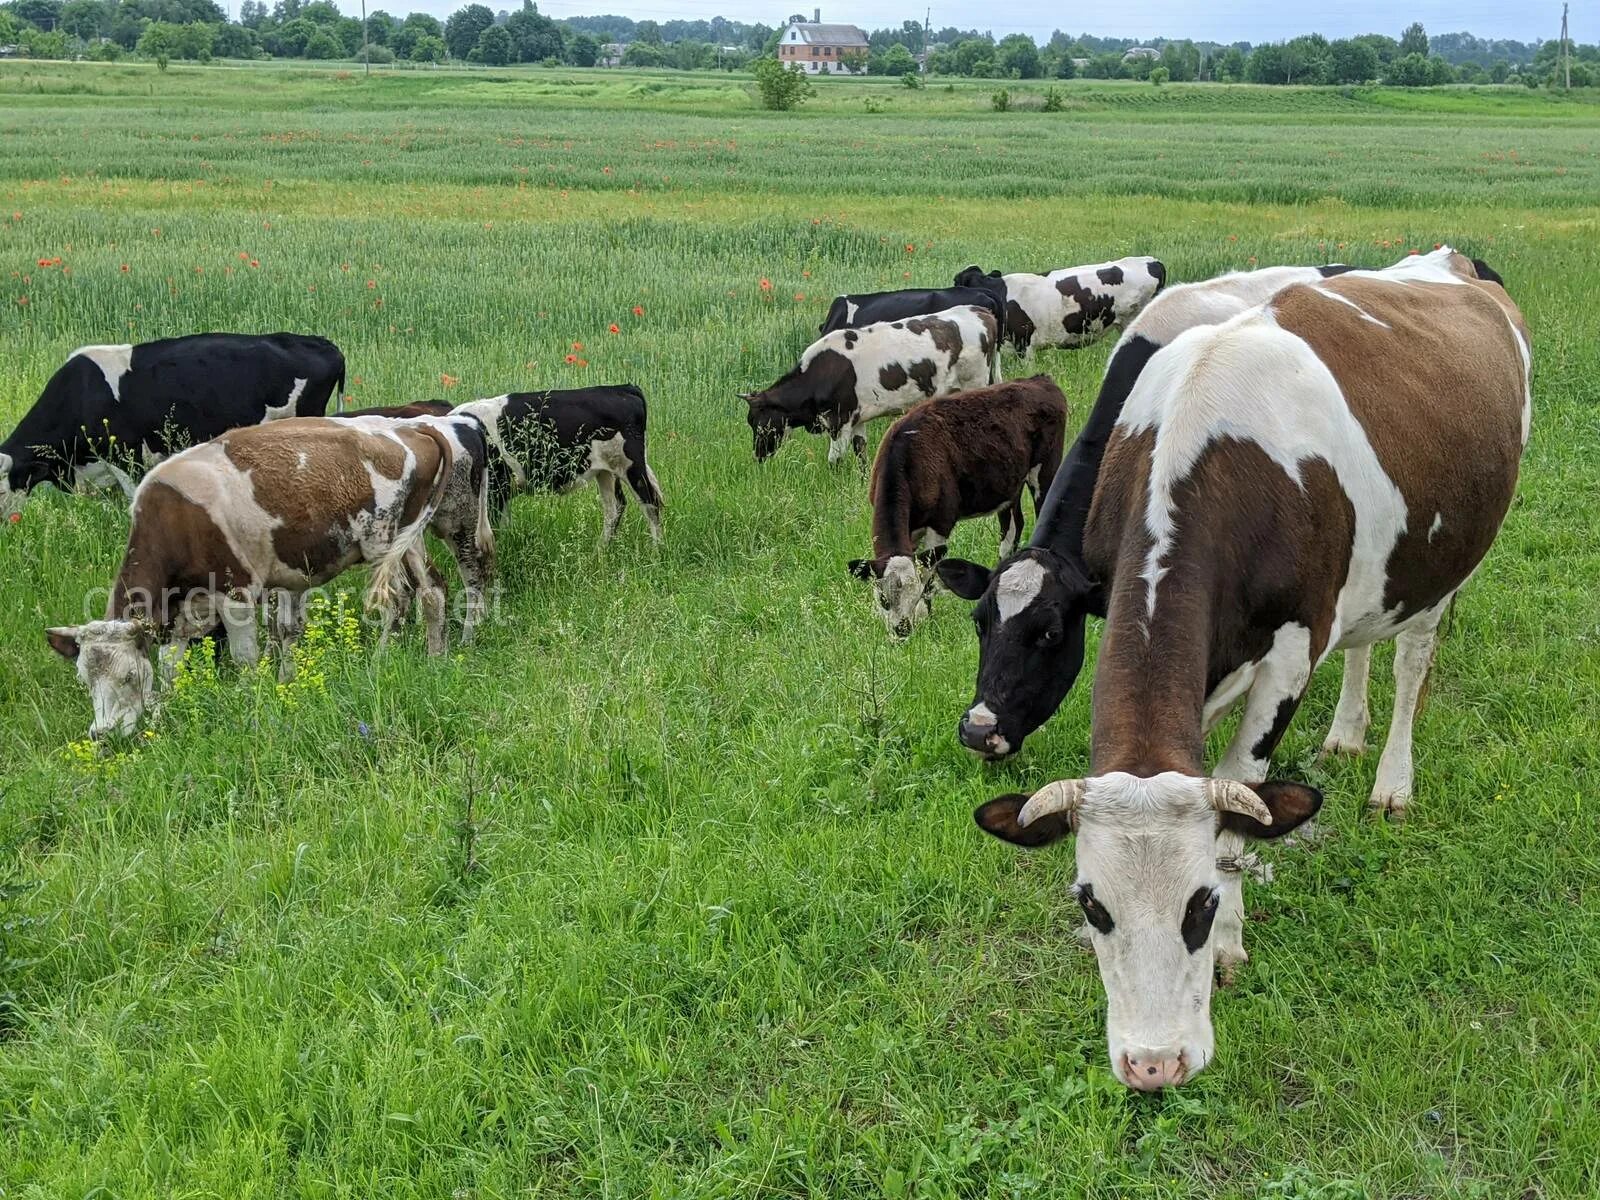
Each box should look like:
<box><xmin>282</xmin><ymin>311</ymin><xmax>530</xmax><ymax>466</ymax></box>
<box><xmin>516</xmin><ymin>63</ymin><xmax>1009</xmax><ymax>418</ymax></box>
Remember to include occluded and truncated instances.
<box><xmin>1073</xmin><ymin>922</ymin><xmax>1095</xmax><ymax>952</ymax></box>
<box><xmin>1368</xmin><ymin>788</ymin><xmax>1410</xmax><ymax>821</ymax></box>
<box><xmin>1217</xmin><ymin>960</ymin><xmax>1243</xmax><ymax>989</ymax></box>
<box><xmin>1318</xmin><ymin>735</ymin><xmax>1367</xmax><ymax>759</ymax></box>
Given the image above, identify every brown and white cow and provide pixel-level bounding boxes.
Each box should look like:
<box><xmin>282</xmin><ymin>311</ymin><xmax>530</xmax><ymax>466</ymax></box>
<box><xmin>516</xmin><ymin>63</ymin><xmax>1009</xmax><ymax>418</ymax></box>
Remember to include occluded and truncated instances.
<box><xmin>847</xmin><ymin>376</ymin><xmax>1066</xmax><ymax>638</ymax></box>
<box><xmin>45</xmin><ymin>416</ymin><xmax>489</xmax><ymax>738</ymax></box>
<box><xmin>741</xmin><ymin>306</ymin><xmax>1000</xmax><ymax>466</ymax></box>
<box><xmin>972</xmin><ymin>248</ymin><xmax>1530</xmax><ymax>1090</ymax></box>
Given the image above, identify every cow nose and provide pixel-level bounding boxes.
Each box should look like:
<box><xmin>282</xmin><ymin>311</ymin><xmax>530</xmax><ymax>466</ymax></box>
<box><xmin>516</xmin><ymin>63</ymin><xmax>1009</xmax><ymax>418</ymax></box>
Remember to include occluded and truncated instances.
<box><xmin>958</xmin><ymin>713</ymin><xmax>1011</xmax><ymax>758</ymax></box>
<box><xmin>1120</xmin><ymin>1052</ymin><xmax>1187</xmax><ymax>1091</ymax></box>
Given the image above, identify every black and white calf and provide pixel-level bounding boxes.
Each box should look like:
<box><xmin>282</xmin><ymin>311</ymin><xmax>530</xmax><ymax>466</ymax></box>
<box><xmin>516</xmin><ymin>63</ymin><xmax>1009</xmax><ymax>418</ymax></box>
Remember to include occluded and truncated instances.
<box><xmin>847</xmin><ymin>375</ymin><xmax>1066</xmax><ymax>638</ymax></box>
<box><xmin>742</xmin><ymin>306</ymin><xmax>1000</xmax><ymax>466</ymax></box>
<box><xmin>819</xmin><ymin>286</ymin><xmax>1005</xmax><ymax>338</ymax></box>
<box><xmin>953</xmin><ymin>257</ymin><xmax>1166</xmax><ymax>357</ymax></box>
<box><xmin>1</xmin><ymin>333</ymin><xmax>344</xmax><ymax>502</ymax></box>
<box><xmin>453</xmin><ymin>386</ymin><xmax>665</xmax><ymax>543</ymax></box>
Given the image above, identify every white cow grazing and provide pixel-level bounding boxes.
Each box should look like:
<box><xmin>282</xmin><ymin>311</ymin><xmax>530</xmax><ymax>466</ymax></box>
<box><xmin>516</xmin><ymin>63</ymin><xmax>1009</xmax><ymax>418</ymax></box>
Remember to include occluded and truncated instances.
<box><xmin>955</xmin><ymin>256</ymin><xmax>1167</xmax><ymax>357</ymax></box>
<box><xmin>740</xmin><ymin>305</ymin><xmax>1000</xmax><ymax>466</ymax></box>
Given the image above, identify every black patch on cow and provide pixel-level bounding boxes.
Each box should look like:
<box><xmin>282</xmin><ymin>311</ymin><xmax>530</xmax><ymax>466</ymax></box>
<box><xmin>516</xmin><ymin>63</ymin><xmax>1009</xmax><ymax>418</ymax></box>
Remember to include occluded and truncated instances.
<box><xmin>1181</xmin><ymin>887</ymin><xmax>1219</xmax><ymax>953</ymax></box>
<box><xmin>904</xmin><ymin>316</ymin><xmax>962</xmax><ymax>362</ymax></box>
<box><xmin>879</xmin><ymin>363</ymin><xmax>909</xmax><ymax>391</ymax></box>
<box><xmin>843</xmin><ymin>329</ymin><xmax>859</xmax><ymax>348</ymax></box>
<box><xmin>1250</xmin><ymin>695</ymin><xmax>1303</xmax><ymax>766</ymax></box>
<box><xmin>1317</xmin><ymin>263</ymin><xmax>1357</xmax><ymax>278</ymax></box>
<box><xmin>1471</xmin><ymin>258</ymin><xmax>1505</xmax><ymax>287</ymax></box>
<box><xmin>1096</xmin><ymin>265</ymin><xmax>1125</xmax><ymax>286</ymax></box>
<box><xmin>1056</xmin><ymin>275</ymin><xmax>1118</xmax><ymax>338</ymax></box>
<box><xmin>1076</xmin><ymin>883</ymin><xmax>1115</xmax><ymax>935</ymax></box>
<box><xmin>1004</xmin><ymin>300</ymin><xmax>1035</xmax><ymax>354</ymax></box>
<box><xmin>907</xmin><ymin>359</ymin><xmax>938</xmax><ymax>396</ymax></box>
<box><xmin>1149</xmin><ymin>260</ymin><xmax>1167</xmax><ymax>291</ymax></box>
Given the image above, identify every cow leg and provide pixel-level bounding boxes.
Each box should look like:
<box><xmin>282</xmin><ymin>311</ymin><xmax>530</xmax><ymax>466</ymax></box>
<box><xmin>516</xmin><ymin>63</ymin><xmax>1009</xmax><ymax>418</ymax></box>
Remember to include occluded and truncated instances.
<box><xmin>1370</xmin><ymin>600</ymin><xmax>1449</xmax><ymax>820</ymax></box>
<box><xmin>594</xmin><ymin>470</ymin><xmax>624</xmax><ymax>543</ymax></box>
<box><xmin>851</xmin><ymin>433</ymin><xmax>868</xmax><ymax>470</ymax></box>
<box><xmin>410</xmin><ymin>551</ymin><xmax>449</xmax><ymax>656</ymax></box>
<box><xmin>826</xmin><ymin>419</ymin><xmax>855</xmax><ymax>467</ymax></box>
<box><xmin>447</xmin><ymin>531</ymin><xmax>491</xmax><ymax>644</ymax></box>
<box><xmin>1320</xmin><ymin>645</ymin><xmax>1372</xmax><ymax>758</ymax></box>
<box><xmin>997</xmin><ymin>495</ymin><xmax>1025</xmax><ymax>557</ymax></box>
<box><xmin>219</xmin><ymin>591</ymin><xmax>261</xmax><ymax>669</ymax></box>
<box><xmin>622</xmin><ymin>455</ymin><xmax>665</xmax><ymax>544</ymax></box>
<box><xmin>1210</xmin><ymin>624</ymin><xmax>1315</xmax><ymax>977</ymax></box>
<box><xmin>271</xmin><ymin>590</ymin><xmax>306</xmax><ymax>680</ymax></box>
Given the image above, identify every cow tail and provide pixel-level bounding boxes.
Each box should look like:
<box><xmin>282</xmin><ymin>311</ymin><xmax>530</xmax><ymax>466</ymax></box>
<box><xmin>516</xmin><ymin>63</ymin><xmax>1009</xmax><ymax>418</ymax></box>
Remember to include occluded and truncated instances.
<box><xmin>366</xmin><ymin>425</ymin><xmax>454</xmax><ymax>622</ymax></box>
<box><xmin>334</xmin><ymin>366</ymin><xmax>346</xmax><ymax>415</ymax></box>
<box><xmin>473</xmin><ymin>438</ymin><xmax>496</xmax><ymax>561</ymax></box>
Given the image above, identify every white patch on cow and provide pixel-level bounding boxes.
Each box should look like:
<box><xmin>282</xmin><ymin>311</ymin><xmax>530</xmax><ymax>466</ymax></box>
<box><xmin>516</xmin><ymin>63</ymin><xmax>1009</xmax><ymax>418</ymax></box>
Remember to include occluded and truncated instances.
<box><xmin>264</xmin><ymin>378</ymin><xmax>309</xmax><ymax>421</ymax></box>
<box><xmin>1317</xmin><ymin>289</ymin><xmax>1391</xmax><ymax>328</ymax></box>
<box><xmin>140</xmin><ymin>443</ymin><xmax>165</xmax><ymax>469</ymax></box>
<box><xmin>1054</xmin><ymin>771</ymin><xmax>1221</xmax><ymax>1090</ymax></box>
<box><xmin>1213</xmin><ymin>621</ymin><xmax>1314</xmax><ymax>783</ymax></box>
<box><xmin>1201</xmin><ymin>660</ymin><xmax>1257</xmax><ymax>734</ymax></box>
<box><xmin>803</xmin><ymin>305</ymin><xmax>995</xmax><ymax>430</ymax></box>
<box><xmin>966</xmin><ymin>701</ymin><xmax>998</xmax><ymax>728</ymax></box>
<box><xmin>0</xmin><ymin>451</ymin><xmax>14</xmax><ymax>491</ymax></box>
<box><xmin>1428</xmin><ymin>512</ymin><xmax>1443</xmax><ymax>542</ymax></box>
<box><xmin>54</xmin><ymin>620</ymin><xmax>155</xmax><ymax>738</ymax></box>
<box><xmin>844</xmin><ymin>300</ymin><xmax>859</xmax><ymax>325</ymax></box>
<box><xmin>456</xmin><ymin>396</ymin><xmax>523</xmax><ymax>486</ymax></box>
<box><xmin>71</xmin><ymin>344</ymin><xmax>133</xmax><ymax>400</ymax></box>
<box><xmin>873</xmin><ymin>554</ymin><xmax>926</xmax><ymax>638</ymax></box>
<box><xmin>1119</xmin><ymin>305</ymin><xmax>1408</xmax><ymax>642</ymax></box>
<box><xmin>995</xmin><ymin>558</ymin><xmax>1048</xmax><ymax>623</ymax></box>
<box><xmin>143</xmin><ymin>440</ymin><xmax>290</xmax><ymax>585</ymax></box>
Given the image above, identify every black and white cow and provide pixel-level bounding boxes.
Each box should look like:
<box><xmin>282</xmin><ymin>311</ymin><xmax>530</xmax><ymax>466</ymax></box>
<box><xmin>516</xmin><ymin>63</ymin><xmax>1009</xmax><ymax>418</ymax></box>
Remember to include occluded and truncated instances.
<box><xmin>968</xmin><ymin>249</ymin><xmax>1529</xmax><ymax>1090</ymax></box>
<box><xmin>741</xmin><ymin>306</ymin><xmax>1000</xmax><ymax>466</ymax></box>
<box><xmin>941</xmin><ymin>259</ymin><xmax>1364</xmax><ymax>761</ymax></box>
<box><xmin>454</xmin><ymin>386</ymin><xmax>665</xmax><ymax>543</ymax></box>
<box><xmin>953</xmin><ymin>257</ymin><xmax>1166</xmax><ymax>357</ymax></box>
<box><xmin>1</xmin><ymin>333</ymin><xmax>345</xmax><ymax>502</ymax></box>
<box><xmin>847</xmin><ymin>375</ymin><xmax>1066</xmax><ymax>638</ymax></box>
<box><xmin>819</xmin><ymin>286</ymin><xmax>1005</xmax><ymax>338</ymax></box>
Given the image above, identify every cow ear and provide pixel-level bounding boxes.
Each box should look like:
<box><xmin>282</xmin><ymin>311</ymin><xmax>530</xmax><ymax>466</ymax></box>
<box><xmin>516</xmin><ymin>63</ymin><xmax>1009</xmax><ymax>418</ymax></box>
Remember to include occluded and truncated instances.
<box><xmin>738</xmin><ymin>392</ymin><xmax>756</xmax><ymax>404</ymax></box>
<box><xmin>976</xmin><ymin>794</ymin><xmax>1073</xmax><ymax>848</ymax></box>
<box><xmin>1219</xmin><ymin>781</ymin><xmax>1323</xmax><ymax>840</ymax></box>
<box><xmin>46</xmin><ymin>626</ymin><xmax>82</xmax><ymax>660</ymax></box>
<box><xmin>915</xmin><ymin>545</ymin><xmax>947</xmax><ymax>569</ymax></box>
<box><xmin>935</xmin><ymin>557</ymin><xmax>991</xmax><ymax>601</ymax></box>
<box><xmin>846</xmin><ymin>558</ymin><xmax>878</xmax><ymax>581</ymax></box>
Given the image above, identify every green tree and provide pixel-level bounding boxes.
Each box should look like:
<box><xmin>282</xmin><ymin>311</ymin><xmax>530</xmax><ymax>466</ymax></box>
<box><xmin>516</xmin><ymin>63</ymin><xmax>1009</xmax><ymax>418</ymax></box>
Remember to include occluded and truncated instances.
<box><xmin>1353</xmin><ymin>33</ymin><xmax>1400</xmax><ymax>64</ymax></box>
<box><xmin>302</xmin><ymin>27</ymin><xmax>339</xmax><ymax>57</ymax></box>
<box><xmin>750</xmin><ymin>55</ymin><xmax>813</xmax><ymax>109</ymax></box>
<box><xmin>136</xmin><ymin>19</ymin><xmax>181</xmax><ymax>59</ymax></box>
<box><xmin>21</xmin><ymin>25</ymin><xmax>69</xmax><ymax>55</ymax></box>
<box><xmin>1384</xmin><ymin>51</ymin><xmax>1431</xmax><ymax>86</ymax></box>
<box><xmin>1214</xmin><ymin>46</ymin><xmax>1245</xmax><ymax>81</ymax></box>
<box><xmin>1489</xmin><ymin>59</ymin><xmax>1509</xmax><ymax>83</ymax></box>
<box><xmin>409</xmin><ymin>31</ymin><xmax>445</xmax><ymax>61</ymax></box>
<box><xmin>1159</xmin><ymin>39</ymin><xmax>1199</xmax><ymax>82</ymax></box>
<box><xmin>872</xmin><ymin>42</ymin><xmax>916</xmax><ymax>76</ymax></box>
<box><xmin>1400</xmin><ymin>21</ymin><xmax>1427</xmax><ymax>58</ymax></box>
<box><xmin>364</xmin><ymin>9</ymin><xmax>396</xmax><ymax>44</ymax></box>
<box><xmin>995</xmin><ymin>33</ymin><xmax>1039</xmax><ymax>78</ymax></box>
<box><xmin>443</xmin><ymin>3</ymin><xmax>492</xmax><ymax>59</ymax></box>
<box><xmin>12</xmin><ymin>0</ymin><xmax>63</xmax><ymax>30</ymax></box>
<box><xmin>506</xmin><ymin>1</ymin><xmax>562</xmax><ymax>63</ymax></box>
<box><xmin>1083</xmin><ymin>52</ymin><xmax>1124</xmax><ymax>79</ymax></box>
<box><xmin>1052</xmin><ymin>52</ymin><xmax>1075</xmax><ymax>79</ymax></box>
<box><xmin>838</xmin><ymin>46</ymin><xmax>866</xmax><ymax>73</ymax></box>
<box><xmin>634</xmin><ymin>18</ymin><xmax>660</xmax><ymax>44</ymax></box>
<box><xmin>213</xmin><ymin>22</ymin><xmax>258</xmax><ymax>56</ymax></box>
<box><xmin>1329</xmin><ymin>38</ymin><xmax>1378</xmax><ymax>83</ymax></box>
<box><xmin>566</xmin><ymin>30</ymin><xmax>598</xmax><ymax>65</ymax></box>
<box><xmin>621</xmin><ymin>40</ymin><xmax>663</xmax><ymax>66</ymax></box>
<box><xmin>59</xmin><ymin>0</ymin><xmax>108</xmax><ymax>41</ymax></box>
<box><xmin>1149</xmin><ymin>65</ymin><xmax>1169</xmax><ymax>85</ymax></box>
<box><xmin>474</xmin><ymin>22</ymin><xmax>511</xmax><ymax>63</ymax></box>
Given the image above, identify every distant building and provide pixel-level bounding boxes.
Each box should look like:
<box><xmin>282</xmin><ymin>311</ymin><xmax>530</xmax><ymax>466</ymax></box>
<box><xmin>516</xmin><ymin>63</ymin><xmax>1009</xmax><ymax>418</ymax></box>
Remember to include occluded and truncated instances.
<box><xmin>599</xmin><ymin>42</ymin><xmax>624</xmax><ymax>67</ymax></box>
<box><xmin>1122</xmin><ymin>46</ymin><xmax>1160</xmax><ymax>62</ymax></box>
<box><xmin>778</xmin><ymin>11</ymin><xmax>870</xmax><ymax>74</ymax></box>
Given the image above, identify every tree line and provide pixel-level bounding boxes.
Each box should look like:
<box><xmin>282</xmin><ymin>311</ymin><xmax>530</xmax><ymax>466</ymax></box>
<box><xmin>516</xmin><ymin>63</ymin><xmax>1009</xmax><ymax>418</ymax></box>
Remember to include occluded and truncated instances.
<box><xmin>1</xmin><ymin>1</ymin><xmax>1595</xmax><ymax>89</ymax></box>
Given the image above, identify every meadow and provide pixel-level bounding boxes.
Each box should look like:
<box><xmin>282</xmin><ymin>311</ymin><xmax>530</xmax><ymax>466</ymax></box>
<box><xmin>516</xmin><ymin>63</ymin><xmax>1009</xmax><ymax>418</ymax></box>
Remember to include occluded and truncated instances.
<box><xmin>1</xmin><ymin>63</ymin><xmax>1598</xmax><ymax>1198</ymax></box>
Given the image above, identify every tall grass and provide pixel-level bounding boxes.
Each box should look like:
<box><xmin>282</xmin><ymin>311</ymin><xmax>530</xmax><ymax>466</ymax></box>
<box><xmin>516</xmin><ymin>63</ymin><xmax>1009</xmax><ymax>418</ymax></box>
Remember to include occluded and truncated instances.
<box><xmin>1</xmin><ymin>64</ymin><xmax>1598</xmax><ymax>1199</ymax></box>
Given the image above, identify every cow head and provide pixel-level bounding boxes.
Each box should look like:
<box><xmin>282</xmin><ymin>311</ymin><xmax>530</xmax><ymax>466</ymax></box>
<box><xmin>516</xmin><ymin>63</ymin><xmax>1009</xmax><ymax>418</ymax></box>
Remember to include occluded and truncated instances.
<box><xmin>740</xmin><ymin>390</ymin><xmax>791</xmax><ymax>462</ymax></box>
<box><xmin>975</xmin><ymin>772</ymin><xmax>1321</xmax><ymax>1089</ymax></box>
<box><xmin>937</xmin><ymin>547</ymin><xmax>1101</xmax><ymax>759</ymax></box>
<box><xmin>847</xmin><ymin>550</ymin><xmax>942</xmax><ymax>638</ymax></box>
<box><xmin>47</xmin><ymin>619</ymin><xmax>156</xmax><ymax>739</ymax></box>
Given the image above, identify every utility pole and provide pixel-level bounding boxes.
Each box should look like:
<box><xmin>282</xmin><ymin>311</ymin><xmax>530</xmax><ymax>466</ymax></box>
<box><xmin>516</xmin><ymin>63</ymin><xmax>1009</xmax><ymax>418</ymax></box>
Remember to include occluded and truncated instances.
<box><xmin>361</xmin><ymin>0</ymin><xmax>369</xmax><ymax>77</ymax></box>
<box><xmin>1560</xmin><ymin>3</ymin><xmax>1570</xmax><ymax>90</ymax></box>
<box><xmin>922</xmin><ymin>4</ymin><xmax>930</xmax><ymax>73</ymax></box>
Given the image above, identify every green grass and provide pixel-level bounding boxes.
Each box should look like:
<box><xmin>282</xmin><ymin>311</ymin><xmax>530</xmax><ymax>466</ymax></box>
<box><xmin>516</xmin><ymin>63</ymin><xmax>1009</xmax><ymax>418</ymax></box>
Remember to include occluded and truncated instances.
<box><xmin>2</xmin><ymin>63</ymin><xmax>1599</xmax><ymax>1199</ymax></box>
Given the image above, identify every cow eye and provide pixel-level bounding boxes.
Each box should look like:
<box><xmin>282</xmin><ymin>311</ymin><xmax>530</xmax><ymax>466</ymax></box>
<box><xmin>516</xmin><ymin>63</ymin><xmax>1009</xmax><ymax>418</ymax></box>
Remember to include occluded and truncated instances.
<box><xmin>1181</xmin><ymin>887</ymin><xmax>1219</xmax><ymax>954</ymax></box>
<box><xmin>1074</xmin><ymin>883</ymin><xmax>1114</xmax><ymax>935</ymax></box>
<box><xmin>1036</xmin><ymin>625</ymin><xmax>1060</xmax><ymax>647</ymax></box>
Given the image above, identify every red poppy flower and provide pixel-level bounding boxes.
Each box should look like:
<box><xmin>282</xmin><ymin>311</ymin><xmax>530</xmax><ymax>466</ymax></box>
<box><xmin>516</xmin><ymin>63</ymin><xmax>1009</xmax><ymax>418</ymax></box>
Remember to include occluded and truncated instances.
<box><xmin>793</xmin><ymin>293</ymin><xmax>805</xmax><ymax>302</ymax></box>
<box><xmin>571</xmin><ymin>341</ymin><xmax>583</xmax><ymax>351</ymax></box>
<box><xmin>120</xmin><ymin>264</ymin><xmax>129</xmax><ymax>272</ymax></box>
<box><xmin>16</xmin><ymin>296</ymin><xmax>27</xmax><ymax>306</ymax></box>
<box><xmin>7</xmin><ymin>512</ymin><xmax>19</xmax><ymax>524</ymax></box>
<box><xmin>441</xmin><ymin>374</ymin><xmax>459</xmax><ymax>388</ymax></box>
<box><xmin>36</xmin><ymin>258</ymin><xmax>51</xmax><ymax>268</ymax></box>
<box><xmin>905</xmin><ymin>244</ymin><xmax>915</xmax><ymax>253</ymax></box>
<box><xmin>632</xmin><ymin>305</ymin><xmax>644</xmax><ymax>317</ymax></box>
<box><xmin>577</xmin><ymin>358</ymin><xmax>589</xmax><ymax>367</ymax></box>
<box><xmin>608</xmin><ymin>323</ymin><xmax>620</xmax><ymax>334</ymax></box>
<box><xmin>249</xmin><ymin>259</ymin><xmax>259</xmax><ymax>268</ymax></box>
<box><xmin>565</xmin><ymin>353</ymin><xmax>577</xmax><ymax>364</ymax></box>
<box><xmin>759</xmin><ymin>278</ymin><xmax>772</xmax><ymax>291</ymax></box>
<box><xmin>239</xmin><ymin>252</ymin><xmax>249</xmax><ymax>260</ymax></box>
<box><xmin>366</xmin><ymin>279</ymin><xmax>376</xmax><ymax>289</ymax></box>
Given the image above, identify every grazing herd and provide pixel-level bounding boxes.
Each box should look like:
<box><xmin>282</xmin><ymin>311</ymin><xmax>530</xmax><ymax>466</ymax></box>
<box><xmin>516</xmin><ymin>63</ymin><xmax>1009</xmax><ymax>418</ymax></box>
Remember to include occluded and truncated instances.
<box><xmin>8</xmin><ymin>244</ymin><xmax>1532</xmax><ymax>1092</ymax></box>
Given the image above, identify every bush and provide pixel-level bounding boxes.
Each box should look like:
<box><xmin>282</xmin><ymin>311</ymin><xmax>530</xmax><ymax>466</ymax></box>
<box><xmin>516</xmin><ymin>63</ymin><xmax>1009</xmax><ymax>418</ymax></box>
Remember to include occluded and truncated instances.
<box><xmin>1041</xmin><ymin>85</ymin><xmax>1063</xmax><ymax>111</ymax></box>
<box><xmin>87</xmin><ymin>39</ymin><xmax>123</xmax><ymax>61</ymax></box>
<box><xmin>409</xmin><ymin>34</ymin><xmax>446</xmax><ymax>63</ymax></box>
<box><xmin>1149</xmin><ymin>66</ymin><xmax>1170</xmax><ymax>85</ymax></box>
<box><xmin>751</xmin><ymin>56</ymin><xmax>814</xmax><ymax>110</ymax></box>
<box><xmin>990</xmin><ymin>87</ymin><xmax>1009</xmax><ymax>111</ymax></box>
<box><xmin>901</xmin><ymin>70</ymin><xmax>922</xmax><ymax>89</ymax></box>
<box><xmin>359</xmin><ymin>43</ymin><xmax>394</xmax><ymax>64</ymax></box>
<box><xmin>304</xmin><ymin>30</ymin><xmax>342</xmax><ymax>59</ymax></box>
<box><xmin>864</xmin><ymin>95</ymin><xmax>885</xmax><ymax>113</ymax></box>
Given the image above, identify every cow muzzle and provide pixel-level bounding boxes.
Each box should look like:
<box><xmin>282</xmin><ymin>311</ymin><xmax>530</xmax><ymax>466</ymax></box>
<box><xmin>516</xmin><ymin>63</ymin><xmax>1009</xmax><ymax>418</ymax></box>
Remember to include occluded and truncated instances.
<box><xmin>958</xmin><ymin>706</ymin><xmax>1014</xmax><ymax>759</ymax></box>
<box><xmin>1118</xmin><ymin>1050</ymin><xmax>1189</xmax><ymax>1092</ymax></box>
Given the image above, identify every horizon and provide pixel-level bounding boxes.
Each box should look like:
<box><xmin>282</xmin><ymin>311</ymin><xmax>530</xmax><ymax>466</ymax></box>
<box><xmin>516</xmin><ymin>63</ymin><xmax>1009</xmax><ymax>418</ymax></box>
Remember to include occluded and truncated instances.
<box><xmin>297</xmin><ymin>0</ymin><xmax>1564</xmax><ymax>46</ymax></box>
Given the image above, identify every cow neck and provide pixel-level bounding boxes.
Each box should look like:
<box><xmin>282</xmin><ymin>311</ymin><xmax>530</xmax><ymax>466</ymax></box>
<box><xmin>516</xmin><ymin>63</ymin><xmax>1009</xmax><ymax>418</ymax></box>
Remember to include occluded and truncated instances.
<box><xmin>108</xmin><ymin>550</ymin><xmax>168</xmax><ymax>627</ymax></box>
<box><xmin>1029</xmin><ymin>335</ymin><xmax>1162</xmax><ymax>564</ymax></box>
<box><xmin>1088</xmin><ymin>544</ymin><xmax>1215</xmax><ymax>778</ymax></box>
<box><xmin>868</xmin><ymin>449</ymin><xmax>914</xmax><ymax>561</ymax></box>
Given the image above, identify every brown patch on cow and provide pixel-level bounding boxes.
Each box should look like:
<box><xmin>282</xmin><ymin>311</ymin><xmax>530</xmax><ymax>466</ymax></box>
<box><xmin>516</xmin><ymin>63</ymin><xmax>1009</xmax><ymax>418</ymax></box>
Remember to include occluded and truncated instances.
<box><xmin>391</xmin><ymin>425</ymin><xmax>451</xmax><ymax>528</ymax></box>
<box><xmin>110</xmin><ymin>480</ymin><xmax>253</xmax><ymax>626</ymax></box>
<box><xmin>1273</xmin><ymin>277</ymin><xmax>1527</xmax><ymax>619</ymax></box>
<box><xmin>907</xmin><ymin>359</ymin><xmax>939</xmax><ymax>396</ymax></box>
<box><xmin>879</xmin><ymin>363</ymin><xmax>909</xmax><ymax>391</ymax></box>
<box><xmin>905</xmin><ymin>315</ymin><xmax>964</xmax><ymax>363</ymax></box>
<box><xmin>1056</xmin><ymin>275</ymin><xmax>1118</xmax><ymax>339</ymax></box>
<box><xmin>340</xmin><ymin>401</ymin><xmax>454</xmax><ymax>419</ymax></box>
<box><xmin>868</xmin><ymin>377</ymin><xmax>1067</xmax><ymax>561</ymax></box>
<box><xmin>1085</xmin><ymin>433</ymin><xmax>1354</xmax><ymax>777</ymax></box>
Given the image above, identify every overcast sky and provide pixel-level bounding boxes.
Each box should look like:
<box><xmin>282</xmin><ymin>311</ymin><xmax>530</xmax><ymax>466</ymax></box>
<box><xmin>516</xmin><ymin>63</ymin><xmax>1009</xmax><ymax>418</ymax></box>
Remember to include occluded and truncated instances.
<box><xmin>362</xmin><ymin>0</ymin><xmax>1561</xmax><ymax>44</ymax></box>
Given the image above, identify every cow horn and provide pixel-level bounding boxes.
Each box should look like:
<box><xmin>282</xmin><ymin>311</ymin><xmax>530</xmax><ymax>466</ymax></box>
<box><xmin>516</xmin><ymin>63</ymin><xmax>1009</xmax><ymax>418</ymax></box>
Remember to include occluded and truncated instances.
<box><xmin>1206</xmin><ymin>779</ymin><xmax>1273</xmax><ymax>826</ymax></box>
<box><xmin>738</xmin><ymin>391</ymin><xmax>755</xmax><ymax>403</ymax></box>
<box><xmin>1019</xmin><ymin>778</ymin><xmax>1086</xmax><ymax>828</ymax></box>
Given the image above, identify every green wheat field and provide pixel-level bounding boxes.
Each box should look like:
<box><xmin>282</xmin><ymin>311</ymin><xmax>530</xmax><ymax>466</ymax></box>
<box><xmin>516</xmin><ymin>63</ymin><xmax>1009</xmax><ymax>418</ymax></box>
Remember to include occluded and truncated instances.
<box><xmin>1</xmin><ymin>63</ymin><xmax>1598</xmax><ymax>1198</ymax></box>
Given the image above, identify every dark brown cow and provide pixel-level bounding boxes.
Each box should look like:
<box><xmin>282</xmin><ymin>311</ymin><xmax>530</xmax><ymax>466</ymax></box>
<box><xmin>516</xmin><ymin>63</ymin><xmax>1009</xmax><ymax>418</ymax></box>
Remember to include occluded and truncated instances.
<box><xmin>972</xmin><ymin>248</ymin><xmax>1531</xmax><ymax>1091</ymax></box>
<box><xmin>846</xmin><ymin>376</ymin><xmax>1066</xmax><ymax>638</ymax></box>
<box><xmin>46</xmin><ymin>416</ymin><xmax>490</xmax><ymax>738</ymax></box>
